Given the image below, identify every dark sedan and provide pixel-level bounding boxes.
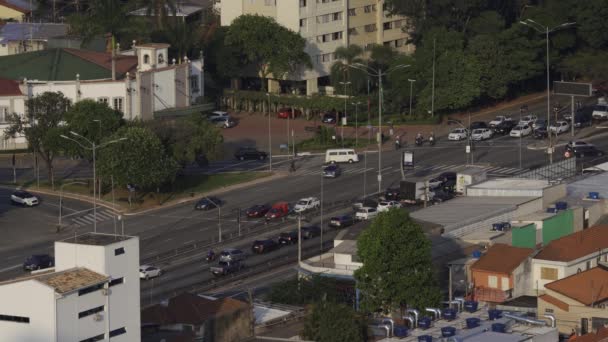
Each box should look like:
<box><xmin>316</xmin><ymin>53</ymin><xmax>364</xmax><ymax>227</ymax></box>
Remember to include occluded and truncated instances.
<box><xmin>278</xmin><ymin>231</ymin><xmax>299</xmax><ymax>245</ymax></box>
<box><xmin>245</xmin><ymin>204</ymin><xmax>271</xmax><ymax>218</ymax></box>
<box><xmin>323</xmin><ymin>164</ymin><xmax>342</xmax><ymax>178</ymax></box>
<box><xmin>566</xmin><ymin>145</ymin><xmax>604</xmax><ymax>159</ymax></box>
<box><xmin>329</xmin><ymin>215</ymin><xmax>355</xmax><ymax>228</ymax></box>
<box><xmin>251</xmin><ymin>239</ymin><xmax>280</xmax><ymax>254</ymax></box>
<box><xmin>533</xmin><ymin>127</ymin><xmax>549</xmax><ymax>140</ymax></box>
<box><xmin>23</xmin><ymin>254</ymin><xmax>54</xmax><ymax>271</ymax></box>
<box><xmin>194</xmin><ymin>196</ymin><xmax>222</xmax><ymax>210</ymax></box>
<box><xmin>322</xmin><ymin>113</ymin><xmax>337</xmax><ymax>124</ymax></box>
<box><xmin>301</xmin><ymin>225</ymin><xmax>321</xmax><ymax>239</ymax></box>
<box><xmin>493</xmin><ymin>121</ymin><xmax>515</xmax><ymax>135</ymax></box>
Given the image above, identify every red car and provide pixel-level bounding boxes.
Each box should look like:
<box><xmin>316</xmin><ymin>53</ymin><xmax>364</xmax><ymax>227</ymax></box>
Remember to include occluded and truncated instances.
<box><xmin>278</xmin><ymin>108</ymin><xmax>301</xmax><ymax>119</ymax></box>
<box><xmin>265</xmin><ymin>202</ymin><xmax>291</xmax><ymax>220</ymax></box>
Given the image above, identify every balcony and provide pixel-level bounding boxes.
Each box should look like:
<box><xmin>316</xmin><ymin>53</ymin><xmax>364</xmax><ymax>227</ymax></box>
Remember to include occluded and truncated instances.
<box><xmin>473</xmin><ymin>287</ymin><xmax>513</xmax><ymax>303</ymax></box>
<box><xmin>299</xmin><ymin>252</ymin><xmax>362</xmax><ymax>277</ymax></box>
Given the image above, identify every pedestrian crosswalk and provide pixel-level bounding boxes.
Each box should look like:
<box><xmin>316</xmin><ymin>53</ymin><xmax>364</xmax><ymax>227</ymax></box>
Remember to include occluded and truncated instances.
<box><xmin>70</xmin><ymin>210</ymin><xmax>116</xmax><ymax>227</ymax></box>
<box><xmin>290</xmin><ymin>163</ymin><xmax>527</xmax><ymax>178</ymax></box>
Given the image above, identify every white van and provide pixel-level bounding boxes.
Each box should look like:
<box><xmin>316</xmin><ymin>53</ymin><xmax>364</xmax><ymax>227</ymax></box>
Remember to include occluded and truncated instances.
<box><xmin>325</xmin><ymin>149</ymin><xmax>359</xmax><ymax>164</ymax></box>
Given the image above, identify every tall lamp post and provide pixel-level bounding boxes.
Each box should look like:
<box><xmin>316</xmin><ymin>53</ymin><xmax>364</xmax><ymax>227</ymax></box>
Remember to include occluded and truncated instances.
<box><xmin>352</xmin><ymin>101</ymin><xmax>361</xmax><ymax>147</ymax></box>
<box><xmin>408</xmin><ymin>79</ymin><xmax>416</xmax><ymax>116</ymax></box>
<box><xmin>348</xmin><ymin>63</ymin><xmax>410</xmax><ymax>195</ymax></box>
<box><xmin>520</xmin><ymin>19</ymin><xmax>576</xmax><ymax>164</ymax></box>
<box><xmin>60</xmin><ymin>133</ymin><xmax>127</xmax><ymax>233</ymax></box>
<box><xmin>266</xmin><ymin>93</ymin><xmax>272</xmax><ymax>172</ymax></box>
<box><xmin>339</xmin><ymin>81</ymin><xmax>351</xmax><ymax>147</ymax></box>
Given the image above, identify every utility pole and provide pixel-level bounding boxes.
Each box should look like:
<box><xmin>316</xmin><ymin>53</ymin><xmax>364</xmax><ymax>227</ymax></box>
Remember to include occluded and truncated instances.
<box><xmin>297</xmin><ymin>215</ymin><xmax>302</xmax><ymax>263</ymax></box>
<box><xmin>431</xmin><ymin>38</ymin><xmax>436</xmax><ymax>118</ymax></box>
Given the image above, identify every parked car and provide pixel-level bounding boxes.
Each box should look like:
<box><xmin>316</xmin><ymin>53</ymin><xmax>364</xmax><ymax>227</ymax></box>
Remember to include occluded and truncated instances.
<box><xmin>493</xmin><ymin>120</ymin><xmax>516</xmax><ymax>135</ymax></box>
<box><xmin>323</xmin><ymin>164</ymin><xmax>342</xmax><ymax>178</ymax></box>
<box><xmin>355</xmin><ymin>207</ymin><xmax>379</xmax><ymax>221</ymax></box>
<box><xmin>509</xmin><ymin>124</ymin><xmax>532</xmax><ymax>138</ymax></box>
<box><xmin>471</xmin><ymin>128</ymin><xmax>492</xmax><ymax>141</ymax></box>
<box><xmin>265</xmin><ymin>202</ymin><xmax>291</xmax><ymax>220</ymax></box>
<box><xmin>377</xmin><ymin>200</ymin><xmax>401</xmax><ymax>212</ymax></box>
<box><xmin>533</xmin><ymin>119</ymin><xmax>547</xmax><ymax>131</ymax></box>
<box><xmin>572</xmin><ymin>108</ymin><xmax>593</xmax><ymax>127</ymax></box>
<box><xmin>194</xmin><ymin>196</ymin><xmax>222</xmax><ymax>210</ymax></box>
<box><xmin>210</xmin><ymin>260</ymin><xmax>243</xmax><ymax>276</ymax></box>
<box><xmin>353</xmin><ymin>197</ymin><xmax>379</xmax><ymax>210</ymax></box>
<box><xmin>518</xmin><ymin>114</ymin><xmax>538</xmax><ymax>126</ymax></box>
<box><xmin>565</xmin><ymin>141</ymin><xmax>592</xmax><ymax>152</ymax></box>
<box><xmin>278</xmin><ymin>108</ymin><xmax>302</xmax><ymax>119</ymax></box>
<box><xmin>533</xmin><ymin>127</ymin><xmax>549</xmax><ymax>139</ymax></box>
<box><xmin>219</xmin><ymin>248</ymin><xmax>245</xmax><ymax>263</ymax></box>
<box><xmin>301</xmin><ymin>225</ymin><xmax>321</xmax><ymax>239</ymax></box>
<box><xmin>383</xmin><ymin>188</ymin><xmax>401</xmax><ymax>201</ymax></box>
<box><xmin>329</xmin><ymin>215</ymin><xmax>354</xmax><ymax>228</ymax></box>
<box><xmin>234</xmin><ymin>147</ymin><xmax>267</xmax><ymax>161</ymax></box>
<box><xmin>208</xmin><ymin>111</ymin><xmax>229</xmax><ymax>120</ymax></box>
<box><xmin>448</xmin><ymin>128</ymin><xmax>469</xmax><ymax>141</ymax></box>
<box><xmin>549</xmin><ymin>121</ymin><xmax>570</xmax><ymax>135</ymax></box>
<box><xmin>23</xmin><ymin>254</ymin><xmax>54</xmax><ymax>271</ymax></box>
<box><xmin>592</xmin><ymin>104</ymin><xmax>608</xmax><ymax>120</ymax></box>
<box><xmin>489</xmin><ymin>115</ymin><xmax>512</xmax><ymax>127</ymax></box>
<box><xmin>428</xmin><ymin>172</ymin><xmax>456</xmax><ymax>189</ymax></box>
<box><xmin>139</xmin><ymin>265</ymin><xmax>162</xmax><ymax>280</ymax></box>
<box><xmin>322</xmin><ymin>112</ymin><xmax>337</xmax><ymax>124</ymax></box>
<box><xmin>278</xmin><ymin>231</ymin><xmax>299</xmax><ymax>245</ymax></box>
<box><xmin>432</xmin><ymin>189</ymin><xmax>455</xmax><ymax>203</ymax></box>
<box><xmin>245</xmin><ymin>204</ymin><xmax>271</xmax><ymax>218</ymax></box>
<box><xmin>251</xmin><ymin>239</ymin><xmax>280</xmax><ymax>254</ymax></box>
<box><xmin>565</xmin><ymin>145</ymin><xmax>604</xmax><ymax>159</ymax></box>
<box><xmin>210</xmin><ymin>116</ymin><xmax>236</xmax><ymax>128</ymax></box>
<box><xmin>11</xmin><ymin>190</ymin><xmax>39</xmax><ymax>206</ymax></box>
<box><xmin>294</xmin><ymin>197</ymin><xmax>320</xmax><ymax>213</ymax></box>
<box><xmin>469</xmin><ymin>121</ymin><xmax>488</xmax><ymax>130</ymax></box>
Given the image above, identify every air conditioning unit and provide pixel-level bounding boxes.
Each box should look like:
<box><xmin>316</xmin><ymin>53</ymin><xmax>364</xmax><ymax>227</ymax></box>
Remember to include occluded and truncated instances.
<box><xmin>101</xmin><ymin>288</ymin><xmax>111</xmax><ymax>296</ymax></box>
<box><xmin>94</xmin><ymin>313</ymin><xmax>104</xmax><ymax>322</ymax></box>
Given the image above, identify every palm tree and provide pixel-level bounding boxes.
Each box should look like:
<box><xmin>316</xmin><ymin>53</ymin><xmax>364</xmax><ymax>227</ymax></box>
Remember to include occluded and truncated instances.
<box><xmin>164</xmin><ymin>21</ymin><xmax>195</xmax><ymax>63</ymax></box>
<box><xmin>330</xmin><ymin>44</ymin><xmax>366</xmax><ymax>95</ymax></box>
<box><xmin>68</xmin><ymin>0</ymin><xmax>127</xmax><ymax>47</ymax></box>
<box><xmin>139</xmin><ymin>0</ymin><xmax>177</xmax><ymax>29</ymax></box>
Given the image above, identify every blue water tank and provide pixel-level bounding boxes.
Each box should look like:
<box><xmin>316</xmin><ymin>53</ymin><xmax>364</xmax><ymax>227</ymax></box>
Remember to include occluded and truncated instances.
<box><xmin>488</xmin><ymin>309</ymin><xmax>503</xmax><ymax>320</ymax></box>
<box><xmin>589</xmin><ymin>192</ymin><xmax>600</xmax><ymax>199</ymax></box>
<box><xmin>441</xmin><ymin>326</ymin><xmax>456</xmax><ymax>337</ymax></box>
<box><xmin>418</xmin><ymin>317</ymin><xmax>432</xmax><ymax>329</ymax></box>
<box><xmin>556</xmin><ymin>201</ymin><xmax>568</xmax><ymax>210</ymax></box>
<box><xmin>492</xmin><ymin>323</ymin><xmax>507</xmax><ymax>333</ymax></box>
<box><xmin>546</xmin><ymin>207</ymin><xmax>557</xmax><ymax>213</ymax></box>
<box><xmin>472</xmin><ymin>250</ymin><xmax>482</xmax><ymax>258</ymax></box>
<box><xmin>418</xmin><ymin>335</ymin><xmax>433</xmax><ymax>342</ymax></box>
<box><xmin>466</xmin><ymin>317</ymin><xmax>481</xmax><ymax>329</ymax></box>
<box><xmin>464</xmin><ymin>301</ymin><xmax>479</xmax><ymax>313</ymax></box>
<box><xmin>443</xmin><ymin>308</ymin><xmax>457</xmax><ymax>321</ymax></box>
<box><xmin>394</xmin><ymin>325</ymin><xmax>409</xmax><ymax>337</ymax></box>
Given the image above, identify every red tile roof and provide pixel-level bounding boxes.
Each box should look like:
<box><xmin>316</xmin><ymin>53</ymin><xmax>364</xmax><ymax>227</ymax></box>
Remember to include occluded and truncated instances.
<box><xmin>471</xmin><ymin>243</ymin><xmax>535</xmax><ymax>274</ymax></box>
<box><xmin>535</xmin><ymin>225</ymin><xmax>608</xmax><ymax>262</ymax></box>
<box><xmin>539</xmin><ymin>294</ymin><xmax>570</xmax><ymax>312</ymax></box>
<box><xmin>570</xmin><ymin>326</ymin><xmax>608</xmax><ymax>342</ymax></box>
<box><xmin>141</xmin><ymin>293</ymin><xmax>249</xmax><ymax>326</ymax></box>
<box><xmin>545</xmin><ymin>266</ymin><xmax>608</xmax><ymax>306</ymax></box>
<box><xmin>0</xmin><ymin>0</ymin><xmax>30</xmax><ymax>13</ymax></box>
<box><xmin>0</xmin><ymin>78</ymin><xmax>22</xmax><ymax>96</ymax></box>
<box><xmin>63</xmin><ymin>48</ymin><xmax>138</xmax><ymax>78</ymax></box>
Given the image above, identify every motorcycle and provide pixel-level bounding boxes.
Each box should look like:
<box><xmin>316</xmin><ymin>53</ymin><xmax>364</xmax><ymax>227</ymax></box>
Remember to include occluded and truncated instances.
<box><xmin>429</xmin><ymin>136</ymin><xmax>436</xmax><ymax>146</ymax></box>
<box><xmin>206</xmin><ymin>251</ymin><xmax>216</xmax><ymax>262</ymax></box>
<box><xmin>395</xmin><ymin>140</ymin><xmax>401</xmax><ymax>150</ymax></box>
<box><xmin>415</xmin><ymin>137</ymin><xmax>424</xmax><ymax>146</ymax></box>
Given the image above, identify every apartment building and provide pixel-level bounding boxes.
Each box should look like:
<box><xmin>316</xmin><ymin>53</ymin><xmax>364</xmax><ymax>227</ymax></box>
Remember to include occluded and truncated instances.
<box><xmin>0</xmin><ymin>233</ymin><xmax>141</xmax><ymax>342</ymax></box>
<box><xmin>220</xmin><ymin>0</ymin><xmax>412</xmax><ymax>95</ymax></box>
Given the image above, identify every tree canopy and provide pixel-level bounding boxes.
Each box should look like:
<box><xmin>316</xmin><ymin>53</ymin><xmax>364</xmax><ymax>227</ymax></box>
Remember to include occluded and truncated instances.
<box><xmin>354</xmin><ymin>209</ymin><xmax>441</xmax><ymax>313</ymax></box>
<box><xmin>302</xmin><ymin>301</ymin><xmax>368</xmax><ymax>342</ymax></box>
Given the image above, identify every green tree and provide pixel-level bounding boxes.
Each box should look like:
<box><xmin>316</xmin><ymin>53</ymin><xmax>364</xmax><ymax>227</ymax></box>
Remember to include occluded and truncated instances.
<box><xmin>576</xmin><ymin>0</ymin><xmax>608</xmax><ymax>49</ymax></box>
<box><xmin>330</xmin><ymin>44</ymin><xmax>367</xmax><ymax>95</ymax></box>
<box><xmin>302</xmin><ymin>301</ymin><xmax>368</xmax><ymax>342</ymax></box>
<box><xmin>68</xmin><ymin>0</ymin><xmax>128</xmax><ymax>46</ymax></box>
<box><xmin>4</xmin><ymin>92</ymin><xmax>70</xmax><ymax>187</ymax></box>
<box><xmin>137</xmin><ymin>0</ymin><xmax>177</xmax><ymax>29</ymax></box>
<box><xmin>558</xmin><ymin>51</ymin><xmax>608</xmax><ymax>81</ymax></box>
<box><xmin>467</xmin><ymin>34</ymin><xmax>511</xmax><ymax>100</ymax></box>
<box><xmin>224</xmin><ymin>14</ymin><xmax>311</xmax><ymax>91</ymax></box>
<box><xmin>163</xmin><ymin>20</ymin><xmax>196</xmax><ymax>63</ymax></box>
<box><xmin>96</xmin><ymin>126</ymin><xmax>179</xmax><ymax>189</ymax></box>
<box><xmin>64</xmin><ymin>100</ymin><xmax>124</xmax><ymax>146</ymax></box>
<box><xmin>354</xmin><ymin>209</ymin><xmax>441</xmax><ymax>313</ymax></box>
<box><xmin>146</xmin><ymin>114</ymin><xmax>223</xmax><ymax>167</ymax></box>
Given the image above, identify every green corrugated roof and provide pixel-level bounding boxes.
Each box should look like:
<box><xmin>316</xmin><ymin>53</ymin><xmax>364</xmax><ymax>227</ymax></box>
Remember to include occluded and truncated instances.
<box><xmin>0</xmin><ymin>48</ymin><xmax>110</xmax><ymax>81</ymax></box>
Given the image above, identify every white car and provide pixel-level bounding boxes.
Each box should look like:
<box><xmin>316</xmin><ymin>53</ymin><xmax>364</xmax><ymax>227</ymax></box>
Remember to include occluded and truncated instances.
<box><xmin>448</xmin><ymin>128</ymin><xmax>468</xmax><ymax>141</ymax></box>
<box><xmin>210</xmin><ymin>116</ymin><xmax>236</xmax><ymax>128</ymax></box>
<box><xmin>355</xmin><ymin>207</ymin><xmax>378</xmax><ymax>221</ymax></box>
<box><xmin>470</xmin><ymin>128</ymin><xmax>492</xmax><ymax>141</ymax></box>
<box><xmin>509</xmin><ymin>124</ymin><xmax>532</xmax><ymax>137</ymax></box>
<box><xmin>377</xmin><ymin>201</ymin><xmax>401</xmax><ymax>212</ymax></box>
<box><xmin>139</xmin><ymin>265</ymin><xmax>162</xmax><ymax>280</ymax></box>
<box><xmin>549</xmin><ymin>121</ymin><xmax>570</xmax><ymax>135</ymax></box>
<box><xmin>519</xmin><ymin>115</ymin><xmax>538</xmax><ymax>126</ymax></box>
<box><xmin>294</xmin><ymin>197</ymin><xmax>320</xmax><ymax>213</ymax></box>
<box><xmin>592</xmin><ymin>104</ymin><xmax>608</xmax><ymax>120</ymax></box>
<box><xmin>208</xmin><ymin>111</ymin><xmax>229</xmax><ymax>120</ymax></box>
<box><xmin>489</xmin><ymin>115</ymin><xmax>512</xmax><ymax>127</ymax></box>
<box><xmin>11</xmin><ymin>190</ymin><xmax>39</xmax><ymax>206</ymax></box>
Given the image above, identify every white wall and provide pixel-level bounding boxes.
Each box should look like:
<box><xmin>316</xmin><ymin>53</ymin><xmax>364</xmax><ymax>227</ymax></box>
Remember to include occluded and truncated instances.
<box><xmin>220</xmin><ymin>0</ymin><xmax>243</xmax><ymax>26</ymax></box>
<box><xmin>0</xmin><ymin>94</ymin><xmax>27</xmax><ymax>149</ymax></box>
<box><xmin>152</xmin><ymin>68</ymin><xmax>176</xmax><ymax>111</ymax></box>
<box><xmin>189</xmin><ymin>60</ymin><xmax>204</xmax><ymax>103</ymax></box>
<box><xmin>56</xmin><ymin>289</ymin><xmax>107</xmax><ymax>341</ymax></box>
<box><xmin>0</xmin><ymin>280</ymin><xmax>56</xmax><ymax>342</ymax></box>
<box><xmin>532</xmin><ymin>252</ymin><xmax>608</xmax><ymax>292</ymax></box>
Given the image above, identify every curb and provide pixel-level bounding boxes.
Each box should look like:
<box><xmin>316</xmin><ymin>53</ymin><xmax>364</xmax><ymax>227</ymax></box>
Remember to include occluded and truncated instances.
<box><xmin>526</xmin><ymin>129</ymin><xmax>608</xmax><ymax>151</ymax></box>
<box><xmin>0</xmin><ymin>184</ymin><xmax>119</xmax><ymax>212</ymax></box>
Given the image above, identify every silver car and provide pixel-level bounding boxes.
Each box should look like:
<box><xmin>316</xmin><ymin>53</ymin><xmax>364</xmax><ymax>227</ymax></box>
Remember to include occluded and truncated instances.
<box><xmin>11</xmin><ymin>190</ymin><xmax>39</xmax><ymax>206</ymax></box>
<box><xmin>139</xmin><ymin>265</ymin><xmax>162</xmax><ymax>280</ymax></box>
<box><xmin>219</xmin><ymin>248</ymin><xmax>245</xmax><ymax>262</ymax></box>
<box><xmin>211</xmin><ymin>116</ymin><xmax>236</xmax><ymax>128</ymax></box>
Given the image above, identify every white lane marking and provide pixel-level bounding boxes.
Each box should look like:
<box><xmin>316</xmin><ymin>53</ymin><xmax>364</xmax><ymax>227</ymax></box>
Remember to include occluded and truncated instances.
<box><xmin>183</xmin><ymin>240</ymin><xmax>195</xmax><ymax>245</ymax></box>
<box><xmin>72</xmin><ymin>217</ymin><xmax>91</xmax><ymax>225</ymax></box>
<box><xmin>0</xmin><ymin>264</ymin><xmax>21</xmax><ymax>273</ymax></box>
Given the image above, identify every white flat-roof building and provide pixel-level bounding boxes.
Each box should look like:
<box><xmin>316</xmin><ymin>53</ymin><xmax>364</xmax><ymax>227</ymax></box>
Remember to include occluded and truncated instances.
<box><xmin>0</xmin><ymin>233</ymin><xmax>140</xmax><ymax>342</ymax></box>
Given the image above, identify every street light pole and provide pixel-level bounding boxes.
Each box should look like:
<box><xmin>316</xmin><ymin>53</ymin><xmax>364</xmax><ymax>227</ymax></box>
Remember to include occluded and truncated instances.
<box><xmin>408</xmin><ymin>79</ymin><xmax>416</xmax><ymax>116</ymax></box>
<box><xmin>266</xmin><ymin>93</ymin><xmax>272</xmax><ymax>172</ymax></box>
<box><xmin>320</xmin><ymin>168</ymin><xmax>324</xmax><ymax>252</ymax></box>
<box><xmin>339</xmin><ymin>81</ymin><xmax>351</xmax><ymax>147</ymax></box>
<box><xmin>59</xmin><ymin>181</ymin><xmax>86</xmax><ymax>229</ymax></box>
<box><xmin>352</xmin><ymin>101</ymin><xmax>361</xmax><ymax>147</ymax></box>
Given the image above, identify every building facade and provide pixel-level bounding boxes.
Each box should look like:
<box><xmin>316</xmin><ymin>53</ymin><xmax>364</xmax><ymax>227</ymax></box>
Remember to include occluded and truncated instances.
<box><xmin>0</xmin><ymin>233</ymin><xmax>140</xmax><ymax>342</ymax></box>
<box><xmin>220</xmin><ymin>0</ymin><xmax>412</xmax><ymax>95</ymax></box>
<box><xmin>0</xmin><ymin>78</ymin><xmax>27</xmax><ymax>149</ymax></box>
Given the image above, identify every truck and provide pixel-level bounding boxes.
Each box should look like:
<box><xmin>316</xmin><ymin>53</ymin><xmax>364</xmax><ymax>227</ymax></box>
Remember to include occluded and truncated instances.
<box><xmin>210</xmin><ymin>260</ymin><xmax>243</xmax><ymax>276</ymax></box>
<box><xmin>455</xmin><ymin>167</ymin><xmax>488</xmax><ymax>194</ymax></box>
<box><xmin>489</xmin><ymin>115</ymin><xmax>512</xmax><ymax>127</ymax></box>
<box><xmin>399</xmin><ymin>180</ymin><xmax>435</xmax><ymax>205</ymax></box>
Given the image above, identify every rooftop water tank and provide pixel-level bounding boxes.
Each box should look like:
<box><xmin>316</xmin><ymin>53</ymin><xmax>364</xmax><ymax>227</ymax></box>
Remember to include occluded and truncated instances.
<box><xmin>441</xmin><ymin>326</ymin><xmax>456</xmax><ymax>337</ymax></box>
<box><xmin>464</xmin><ymin>301</ymin><xmax>478</xmax><ymax>313</ymax></box>
<box><xmin>466</xmin><ymin>317</ymin><xmax>480</xmax><ymax>329</ymax></box>
<box><xmin>492</xmin><ymin>323</ymin><xmax>506</xmax><ymax>333</ymax></box>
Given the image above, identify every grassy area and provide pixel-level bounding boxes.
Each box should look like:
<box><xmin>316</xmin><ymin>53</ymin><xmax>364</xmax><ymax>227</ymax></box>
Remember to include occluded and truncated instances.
<box><xmin>11</xmin><ymin>172</ymin><xmax>271</xmax><ymax>212</ymax></box>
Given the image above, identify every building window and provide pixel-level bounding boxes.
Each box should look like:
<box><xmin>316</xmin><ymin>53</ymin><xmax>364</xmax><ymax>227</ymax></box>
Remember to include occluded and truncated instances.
<box><xmin>299</xmin><ymin>0</ymin><xmax>306</xmax><ymax>7</ymax></box>
<box><xmin>113</xmin><ymin>97</ymin><xmax>124</xmax><ymax>112</ymax></box>
<box><xmin>364</xmin><ymin>5</ymin><xmax>376</xmax><ymax>13</ymax></box>
<box><xmin>109</xmin><ymin>277</ymin><xmax>124</xmax><ymax>287</ymax></box>
<box><xmin>0</xmin><ymin>106</ymin><xmax>8</xmax><ymax>123</ymax></box>
<box><xmin>332</xmin><ymin>12</ymin><xmax>342</xmax><ymax>21</ymax></box>
<box><xmin>78</xmin><ymin>283</ymin><xmax>104</xmax><ymax>296</ymax></box>
<box><xmin>540</xmin><ymin>267</ymin><xmax>558</xmax><ymax>280</ymax></box>
<box><xmin>332</xmin><ymin>31</ymin><xmax>343</xmax><ymax>41</ymax></box>
<box><xmin>488</xmin><ymin>275</ymin><xmax>498</xmax><ymax>288</ymax></box>
<box><xmin>98</xmin><ymin>97</ymin><xmax>109</xmax><ymax>105</ymax></box>
<box><xmin>158</xmin><ymin>53</ymin><xmax>164</xmax><ymax>64</ymax></box>
<box><xmin>364</xmin><ymin>24</ymin><xmax>377</xmax><ymax>33</ymax></box>
<box><xmin>586</xmin><ymin>260</ymin><xmax>591</xmax><ymax>270</ymax></box>
<box><xmin>348</xmin><ymin>28</ymin><xmax>358</xmax><ymax>35</ymax></box>
<box><xmin>299</xmin><ymin>18</ymin><xmax>306</xmax><ymax>28</ymax></box>
<box><xmin>189</xmin><ymin>75</ymin><xmax>199</xmax><ymax>91</ymax></box>
<box><xmin>348</xmin><ymin>8</ymin><xmax>356</xmax><ymax>16</ymax></box>
<box><xmin>80</xmin><ymin>334</ymin><xmax>104</xmax><ymax>342</ymax></box>
<box><xmin>114</xmin><ymin>247</ymin><xmax>125</xmax><ymax>256</ymax></box>
<box><xmin>0</xmin><ymin>314</ymin><xmax>30</xmax><ymax>324</ymax></box>
<box><xmin>394</xmin><ymin>20</ymin><xmax>403</xmax><ymax>28</ymax></box>
<box><xmin>110</xmin><ymin>327</ymin><xmax>127</xmax><ymax>338</ymax></box>
<box><xmin>545</xmin><ymin>308</ymin><xmax>554</xmax><ymax>313</ymax></box>
<box><xmin>78</xmin><ymin>305</ymin><xmax>104</xmax><ymax>319</ymax></box>
<box><xmin>143</xmin><ymin>54</ymin><xmax>150</xmax><ymax>64</ymax></box>
<box><xmin>383</xmin><ymin>22</ymin><xmax>392</xmax><ymax>30</ymax></box>
<box><xmin>395</xmin><ymin>38</ymin><xmax>405</xmax><ymax>47</ymax></box>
